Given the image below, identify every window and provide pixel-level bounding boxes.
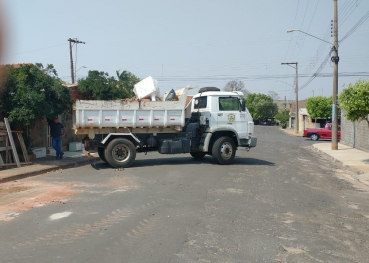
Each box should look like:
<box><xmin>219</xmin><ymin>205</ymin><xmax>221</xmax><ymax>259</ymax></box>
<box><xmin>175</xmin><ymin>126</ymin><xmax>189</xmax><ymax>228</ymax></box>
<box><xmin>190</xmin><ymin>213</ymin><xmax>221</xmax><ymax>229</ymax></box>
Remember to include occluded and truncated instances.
<box><xmin>219</xmin><ymin>97</ymin><xmax>242</xmax><ymax>111</ymax></box>
<box><xmin>194</xmin><ymin>96</ymin><xmax>207</xmax><ymax>109</ymax></box>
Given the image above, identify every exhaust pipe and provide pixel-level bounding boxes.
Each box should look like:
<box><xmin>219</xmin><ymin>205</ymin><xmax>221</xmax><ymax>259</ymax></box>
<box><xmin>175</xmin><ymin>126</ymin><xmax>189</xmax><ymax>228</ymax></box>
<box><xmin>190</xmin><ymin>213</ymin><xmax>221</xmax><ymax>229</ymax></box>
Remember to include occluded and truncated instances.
<box><xmin>245</xmin><ymin>147</ymin><xmax>250</xmax><ymax>152</ymax></box>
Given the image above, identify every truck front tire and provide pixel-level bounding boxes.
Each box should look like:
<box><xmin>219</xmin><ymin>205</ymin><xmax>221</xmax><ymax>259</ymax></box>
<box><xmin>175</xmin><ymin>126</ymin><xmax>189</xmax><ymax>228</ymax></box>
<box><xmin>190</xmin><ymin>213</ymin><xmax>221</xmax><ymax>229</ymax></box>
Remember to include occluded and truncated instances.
<box><xmin>105</xmin><ymin>138</ymin><xmax>136</xmax><ymax>168</ymax></box>
<box><xmin>212</xmin><ymin>136</ymin><xmax>236</xmax><ymax>165</ymax></box>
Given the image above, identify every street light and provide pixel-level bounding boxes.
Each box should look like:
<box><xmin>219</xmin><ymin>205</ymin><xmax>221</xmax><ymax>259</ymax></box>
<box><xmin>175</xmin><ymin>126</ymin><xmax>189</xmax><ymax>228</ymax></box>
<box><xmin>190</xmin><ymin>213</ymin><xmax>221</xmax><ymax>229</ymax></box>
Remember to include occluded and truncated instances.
<box><xmin>287</xmin><ymin>1</ymin><xmax>339</xmax><ymax>150</ymax></box>
<box><xmin>76</xmin><ymin>66</ymin><xmax>87</xmax><ymax>73</ymax></box>
<box><xmin>75</xmin><ymin>66</ymin><xmax>87</xmax><ymax>81</ymax></box>
<box><xmin>287</xmin><ymin>29</ymin><xmax>332</xmax><ymax>45</ymax></box>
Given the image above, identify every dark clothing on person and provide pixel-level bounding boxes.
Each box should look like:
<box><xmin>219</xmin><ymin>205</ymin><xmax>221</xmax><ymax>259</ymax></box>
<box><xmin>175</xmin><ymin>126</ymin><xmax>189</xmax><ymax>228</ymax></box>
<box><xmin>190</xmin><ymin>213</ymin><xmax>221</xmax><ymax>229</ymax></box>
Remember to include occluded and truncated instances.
<box><xmin>46</xmin><ymin>118</ymin><xmax>65</xmax><ymax>159</ymax></box>
<box><xmin>47</xmin><ymin>119</ymin><xmax>64</xmax><ymax>138</ymax></box>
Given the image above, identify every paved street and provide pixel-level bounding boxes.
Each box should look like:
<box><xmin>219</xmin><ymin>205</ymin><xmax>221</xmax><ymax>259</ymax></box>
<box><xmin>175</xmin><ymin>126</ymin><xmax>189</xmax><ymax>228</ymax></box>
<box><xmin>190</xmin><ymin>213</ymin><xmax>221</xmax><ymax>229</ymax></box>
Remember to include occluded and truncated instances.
<box><xmin>0</xmin><ymin>126</ymin><xmax>369</xmax><ymax>263</ymax></box>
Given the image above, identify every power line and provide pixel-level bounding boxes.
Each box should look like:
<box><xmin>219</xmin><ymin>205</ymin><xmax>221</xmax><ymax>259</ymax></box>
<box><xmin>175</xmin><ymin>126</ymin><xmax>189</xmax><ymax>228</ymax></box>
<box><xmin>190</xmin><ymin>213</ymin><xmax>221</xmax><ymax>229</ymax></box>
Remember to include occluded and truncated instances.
<box><xmin>5</xmin><ymin>43</ymin><xmax>67</xmax><ymax>57</ymax></box>
<box><xmin>284</xmin><ymin>0</ymin><xmax>301</xmax><ymax>61</ymax></box>
<box><xmin>340</xmin><ymin>10</ymin><xmax>369</xmax><ymax>43</ymax></box>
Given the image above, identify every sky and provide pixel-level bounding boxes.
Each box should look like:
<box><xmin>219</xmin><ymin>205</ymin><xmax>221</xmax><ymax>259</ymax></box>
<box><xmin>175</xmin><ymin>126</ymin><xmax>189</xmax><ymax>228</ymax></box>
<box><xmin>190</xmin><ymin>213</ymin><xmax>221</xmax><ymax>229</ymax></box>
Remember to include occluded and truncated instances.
<box><xmin>0</xmin><ymin>0</ymin><xmax>368</xmax><ymax>100</ymax></box>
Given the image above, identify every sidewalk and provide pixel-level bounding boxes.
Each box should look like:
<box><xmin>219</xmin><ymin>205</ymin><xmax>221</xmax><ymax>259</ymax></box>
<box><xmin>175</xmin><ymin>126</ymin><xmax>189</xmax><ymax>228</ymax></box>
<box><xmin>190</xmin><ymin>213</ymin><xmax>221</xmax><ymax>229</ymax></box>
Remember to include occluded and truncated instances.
<box><xmin>0</xmin><ymin>150</ymin><xmax>98</xmax><ymax>183</ymax></box>
<box><xmin>282</xmin><ymin>127</ymin><xmax>369</xmax><ymax>187</ymax></box>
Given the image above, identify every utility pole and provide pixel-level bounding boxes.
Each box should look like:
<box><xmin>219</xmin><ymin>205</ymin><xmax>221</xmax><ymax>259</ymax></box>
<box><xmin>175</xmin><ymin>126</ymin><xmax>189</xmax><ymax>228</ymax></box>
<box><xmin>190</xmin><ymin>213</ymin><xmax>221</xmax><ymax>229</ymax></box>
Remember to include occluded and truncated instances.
<box><xmin>281</xmin><ymin>62</ymin><xmax>299</xmax><ymax>134</ymax></box>
<box><xmin>331</xmin><ymin>0</ymin><xmax>339</xmax><ymax>150</ymax></box>
<box><xmin>68</xmin><ymin>38</ymin><xmax>85</xmax><ymax>84</ymax></box>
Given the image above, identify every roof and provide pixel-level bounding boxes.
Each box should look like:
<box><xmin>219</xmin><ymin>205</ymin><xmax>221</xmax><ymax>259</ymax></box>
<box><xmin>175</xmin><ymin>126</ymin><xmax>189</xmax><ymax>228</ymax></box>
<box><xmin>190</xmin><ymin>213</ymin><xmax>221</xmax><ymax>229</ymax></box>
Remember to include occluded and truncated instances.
<box><xmin>192</xmin><ymin>91</ymin><xmax>243</xmax><ymax>98</ymax></box>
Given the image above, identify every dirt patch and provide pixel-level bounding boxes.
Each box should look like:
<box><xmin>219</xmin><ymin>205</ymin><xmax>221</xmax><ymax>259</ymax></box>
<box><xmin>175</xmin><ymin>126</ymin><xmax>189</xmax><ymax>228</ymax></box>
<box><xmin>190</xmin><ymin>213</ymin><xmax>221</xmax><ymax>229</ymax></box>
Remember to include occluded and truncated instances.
<box><xmin>0</xmin><ymin>174</ymin><xmax>140</xmax><ymax>222</ymax></box>
<box><xmin>0</xmin><ymin>180</ymin><xmax>78</xmax><ymax>221</ymax></box>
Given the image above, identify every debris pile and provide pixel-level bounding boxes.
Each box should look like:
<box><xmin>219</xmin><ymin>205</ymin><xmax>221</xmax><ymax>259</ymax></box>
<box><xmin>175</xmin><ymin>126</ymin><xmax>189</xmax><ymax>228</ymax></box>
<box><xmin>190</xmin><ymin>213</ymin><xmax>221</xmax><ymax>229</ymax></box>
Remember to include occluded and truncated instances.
<box><xmin>121</xmin><ymin>76</ymin><xmax>181</xmax><ymax>102</ymax></box>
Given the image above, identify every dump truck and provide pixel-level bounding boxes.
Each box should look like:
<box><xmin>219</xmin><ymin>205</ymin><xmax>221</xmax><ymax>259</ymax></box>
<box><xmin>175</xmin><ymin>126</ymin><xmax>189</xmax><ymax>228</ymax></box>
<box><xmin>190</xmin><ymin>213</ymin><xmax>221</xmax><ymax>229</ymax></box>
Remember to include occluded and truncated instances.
<box><xmin>73</xmin><ymin>86</ymin><xmax>257</xmax><ymax>168</ymax></box>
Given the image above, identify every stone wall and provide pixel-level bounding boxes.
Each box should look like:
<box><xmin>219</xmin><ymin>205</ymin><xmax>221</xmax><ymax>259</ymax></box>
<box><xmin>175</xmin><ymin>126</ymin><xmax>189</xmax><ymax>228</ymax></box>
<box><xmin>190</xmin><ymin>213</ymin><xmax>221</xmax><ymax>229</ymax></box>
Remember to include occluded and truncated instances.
<box><xmin>341</xmin><ymin>114</ymin><xmax>369</xmax><ymax>152</ymax></box>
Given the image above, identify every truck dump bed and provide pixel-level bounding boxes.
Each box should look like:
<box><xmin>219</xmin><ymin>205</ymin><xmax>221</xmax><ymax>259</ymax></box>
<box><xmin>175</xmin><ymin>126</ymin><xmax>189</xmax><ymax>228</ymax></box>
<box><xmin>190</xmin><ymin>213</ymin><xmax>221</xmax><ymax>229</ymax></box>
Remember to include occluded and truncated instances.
<box><xmin>74</xmin><ymin>87</ymin><xmax>191</xmax><ymax>129</ymax></box>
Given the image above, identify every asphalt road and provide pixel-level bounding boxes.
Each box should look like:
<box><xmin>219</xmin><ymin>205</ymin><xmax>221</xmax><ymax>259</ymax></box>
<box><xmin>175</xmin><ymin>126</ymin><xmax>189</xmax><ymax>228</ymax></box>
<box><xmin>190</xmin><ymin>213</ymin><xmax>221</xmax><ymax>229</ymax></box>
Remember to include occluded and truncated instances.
<box><xmin>1</xmin><ymin>126</ymin><xmax>369</xmax><ymax>263</ymax></box>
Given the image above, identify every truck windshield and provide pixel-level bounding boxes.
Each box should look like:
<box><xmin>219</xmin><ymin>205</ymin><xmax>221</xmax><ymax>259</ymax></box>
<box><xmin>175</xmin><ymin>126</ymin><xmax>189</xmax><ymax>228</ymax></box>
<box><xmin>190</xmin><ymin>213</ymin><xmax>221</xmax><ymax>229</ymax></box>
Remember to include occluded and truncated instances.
<box><xmin>194</xmin><ymin>96</ymin><xmax>207</xmax><ymax>109</ymax></box>
<box><xmin>219</xmin><ymin>97</ymin><xmax>242</xmax><ymax>111</ymax></box>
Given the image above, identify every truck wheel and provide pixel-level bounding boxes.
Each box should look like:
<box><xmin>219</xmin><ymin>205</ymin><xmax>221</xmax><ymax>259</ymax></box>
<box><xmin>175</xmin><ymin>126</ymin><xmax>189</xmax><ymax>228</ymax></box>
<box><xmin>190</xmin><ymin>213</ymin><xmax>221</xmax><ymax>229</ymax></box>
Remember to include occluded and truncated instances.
<box><xmin>212</xmin><ymin>136</ymin><xmax>236</xmax><ymax>165</ymax></box>
<box><xmin>97</xmin><ymin>147</ymin><xmax>106</xmax><ymax>162</ymax></box>
<box><xmin>190</xmin><ymin>152</ymin><xmax>206</xmax><ymax>159</ymax></box>
<box><xmin>310</xmin><ymin>133</ymin><xmax>319</xmax><ymax>141</ymax></box>
<box><xmin>104</xmin><ymin>138</ymin><xmax>136</xmax><ymax>168</ymax></box>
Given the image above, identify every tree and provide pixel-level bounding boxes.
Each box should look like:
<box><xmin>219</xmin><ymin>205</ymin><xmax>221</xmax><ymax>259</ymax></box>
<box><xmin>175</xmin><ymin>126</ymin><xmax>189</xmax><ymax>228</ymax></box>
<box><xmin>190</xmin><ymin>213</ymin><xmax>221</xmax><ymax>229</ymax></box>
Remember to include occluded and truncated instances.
<box><xmin>268</xmin><ymin>90</ymin><xmax>280</xmax><ymax>100</ymax></box>
<box><xmin>306</xmin><ymin>96</ymin><xmax>332</xmax><ymax>120</ymax></box>
<box><xmin>245</xmin><ymin>93</ymin><xmax>278</xmax><ymax>120</ymax></box>
<box><xmin>0</xmin><ymin>63</ymin><xmax>73</xmax><ymax>151</ymax></box>
<box><xmin>116</xmin><ymin>70</ymin><xmax>141</xmax><ymax>99</ymax></box>
<box><xmin>339</xmin><ymin>79</ymin><xmax>369</xmax><ymax>125</ymax></box>
<box><xmin>275</xmin><ymin>110</ymin><xmax>290</xmax><ymax>128</ymax></box>
<box><xmin>77</xmin><ymin>70</ymin><xmax>140</xmax><ymax>100</ymax></box>
<box><xmin>223</xmin><ymin>80</ymin><xmax>249</xmax><ymax>97</ymax></box>
<box><xmin>275</xmin><ymin>110</ymin><xmax>290</xmax><ymax>123</ymax></box>
<box><xmin>0</xmin><ymin>63</ymin><xmax>72</xmax><ymax>123</ymax></box>
<box><xmin>77</xmin><ymin>70</ymin><xmax>118</xmax><ymax>100</ymax></box>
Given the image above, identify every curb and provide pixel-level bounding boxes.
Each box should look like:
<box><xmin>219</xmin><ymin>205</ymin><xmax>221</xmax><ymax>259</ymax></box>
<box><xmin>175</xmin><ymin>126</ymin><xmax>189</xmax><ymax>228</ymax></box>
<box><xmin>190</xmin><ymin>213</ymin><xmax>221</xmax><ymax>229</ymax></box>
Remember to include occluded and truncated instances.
<box><xmin>0</xmin><ymin>158</ymin><xmax>96</xmax><ymax>184</ymax></box>
<box><xmin>310</xmin><ymin>145</ymin><xmax>363</xmax><ymax>175</ymax></box>
<box><xmin>311</xmin><ymin>145</ymin><xmax>369</xmax><ymax>188</ymax></box>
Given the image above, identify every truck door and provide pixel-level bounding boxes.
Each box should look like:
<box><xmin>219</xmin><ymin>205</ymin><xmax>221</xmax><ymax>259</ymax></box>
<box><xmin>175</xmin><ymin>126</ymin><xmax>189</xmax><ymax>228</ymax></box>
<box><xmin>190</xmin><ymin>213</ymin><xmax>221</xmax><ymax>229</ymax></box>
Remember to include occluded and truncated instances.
<box><xmin>217</xmin><ymin>96</ymin><xmax>248</xmax><ymax>138</ymax></box>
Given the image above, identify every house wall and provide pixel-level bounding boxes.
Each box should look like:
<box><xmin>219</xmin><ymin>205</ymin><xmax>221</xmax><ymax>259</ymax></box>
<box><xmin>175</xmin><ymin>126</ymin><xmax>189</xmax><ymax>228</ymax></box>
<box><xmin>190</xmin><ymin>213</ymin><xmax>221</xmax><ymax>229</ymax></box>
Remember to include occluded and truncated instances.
<box><xmin>341</xmin><ymin>115</ymin><xmax>369</xmax><ymax>152</ymax></box>
<box><xmin>30</xmin><ymin>114</ymin><xmax>84</xmax><ymax>149</ymax></box>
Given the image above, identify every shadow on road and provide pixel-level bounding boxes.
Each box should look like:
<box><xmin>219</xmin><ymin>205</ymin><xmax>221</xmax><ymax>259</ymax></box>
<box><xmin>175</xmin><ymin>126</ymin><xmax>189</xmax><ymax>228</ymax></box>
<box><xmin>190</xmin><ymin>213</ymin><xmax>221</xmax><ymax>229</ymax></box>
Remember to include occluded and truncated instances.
<box><xmin>89</xmin><ymin>155</ymin><xmax>275</xmax><ymax>170</ymax></box>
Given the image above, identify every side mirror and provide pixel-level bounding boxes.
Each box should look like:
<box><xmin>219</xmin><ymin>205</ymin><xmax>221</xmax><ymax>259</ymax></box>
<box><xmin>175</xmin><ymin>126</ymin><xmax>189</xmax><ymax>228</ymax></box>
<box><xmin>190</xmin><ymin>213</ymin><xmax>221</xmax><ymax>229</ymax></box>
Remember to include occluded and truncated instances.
<box><xmin>241</xmin><ymin>100</ymin><xmax>246</xmax><ymax>112</ymax></box>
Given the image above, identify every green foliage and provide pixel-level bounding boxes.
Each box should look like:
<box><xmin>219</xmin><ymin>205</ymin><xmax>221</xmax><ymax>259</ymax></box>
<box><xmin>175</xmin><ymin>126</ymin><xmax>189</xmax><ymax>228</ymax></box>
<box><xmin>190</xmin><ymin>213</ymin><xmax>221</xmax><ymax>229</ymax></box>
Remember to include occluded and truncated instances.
<box><xmin>0</xmin><ymin>63</ymin><xmax>73</xmax><ymax>152</ymax></box>
<box><xmin>275</xmin><ymin>110</ymin><xmax>290</xmax><ymax>123</ymax></box>
<box><xmin>245</xmin><ymin>93</ymin><xmax>278</xmax><ymax>119</ymax></box>
<box><xmin>339</xmin><ymin>80</ymin><xmax>369</xmax><ymax>123</ymax></box>
<box><xmin>306</xmin><ymin>96</ymin><xmax>332</xmax><ymax>119</ymax></box>
<box><xmin>116</xmin><ymin>70</ymin><xmax>140</xmax><ymax>98</ymax></box>
<box><xmin>0</xmin><ymin>64</ymin><xmax>73</xmax><ymax>124</ymax></box>
<box><xmin>77</xmin><ymin>70</ymin><xmax>140</xmax><ymax>100</ymax></box>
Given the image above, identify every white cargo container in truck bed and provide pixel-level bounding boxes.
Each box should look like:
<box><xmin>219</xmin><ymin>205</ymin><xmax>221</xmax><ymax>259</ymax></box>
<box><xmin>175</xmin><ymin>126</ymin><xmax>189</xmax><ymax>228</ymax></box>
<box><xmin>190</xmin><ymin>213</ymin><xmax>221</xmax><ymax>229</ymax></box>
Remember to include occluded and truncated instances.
<box><xmin>73</xmin><ymin>86</ymin><xmax>257</xmax><ymax>168</ymax></box>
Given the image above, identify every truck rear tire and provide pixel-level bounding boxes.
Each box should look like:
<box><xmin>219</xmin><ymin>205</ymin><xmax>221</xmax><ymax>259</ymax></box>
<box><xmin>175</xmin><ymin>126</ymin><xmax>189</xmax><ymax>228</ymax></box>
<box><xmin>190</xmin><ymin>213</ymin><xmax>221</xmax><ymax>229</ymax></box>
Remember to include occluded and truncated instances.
<box><xmin>97</xmin><ymin>147</ymin><xmax>106</xmax><ymax>162</ymax></box>
<box><xmin>212</xmin><ymin>136</ymin><xmax>236</xmax><ymax>165</ymax></box>
<box><xmin>190</xmin><ymin>152</ymin><xmax>206</xmax><ymax>159</ymax></box>
<box><xmin>104</xmin><ymin>138</ymin><xmax>136</xmax><ymax>168</ymax></box>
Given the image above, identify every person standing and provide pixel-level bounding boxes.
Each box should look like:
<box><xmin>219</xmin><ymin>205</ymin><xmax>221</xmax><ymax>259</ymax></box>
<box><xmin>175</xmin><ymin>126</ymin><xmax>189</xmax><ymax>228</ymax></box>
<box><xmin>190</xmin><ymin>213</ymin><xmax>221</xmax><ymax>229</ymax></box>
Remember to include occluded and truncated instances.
<box><xmin>41</xmin><ymin>116</ymin><xmax>66</xmax><ymax>159</ymax></box>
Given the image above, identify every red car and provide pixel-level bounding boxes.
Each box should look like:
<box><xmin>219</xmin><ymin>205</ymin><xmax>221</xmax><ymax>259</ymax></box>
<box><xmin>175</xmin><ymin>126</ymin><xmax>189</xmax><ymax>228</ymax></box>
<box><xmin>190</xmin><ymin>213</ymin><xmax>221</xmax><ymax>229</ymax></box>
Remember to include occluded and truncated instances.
<box><xmin>303</xmin><ymin>123</ymin><xmax>341</xmax><ymax>141</ymax></box>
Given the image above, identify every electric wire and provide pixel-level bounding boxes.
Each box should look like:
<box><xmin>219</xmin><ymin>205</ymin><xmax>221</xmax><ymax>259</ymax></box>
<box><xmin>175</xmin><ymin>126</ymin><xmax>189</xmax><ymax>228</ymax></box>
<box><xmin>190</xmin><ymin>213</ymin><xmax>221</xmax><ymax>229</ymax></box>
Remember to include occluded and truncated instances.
<box><xmin>295</xmin><ymin>1</ymin><xmax>368</xmax><ymax>92</ymax></box>
<box><xmin>339</xmin><ymin>0</ymin><xmax>363</xmax><ymax>27</ymax></box>
<box><xmin>294</xmin><ymin>0</ymin><xmax>320</xmax><ymax>60</ymax></box>
<box><xmin>4</xmin><ymin>43</ymin><xmax>67</xmax><ymax>57</ymax></box>
<box><xmin>340</xmin><ymin>10</ymin><xmax>369</xmax><ymax>43</ymax></box>
<box><xmin>288</xmin><ymin>0</ymin><xmax>310</xmax><ymax>62</ymax></box>
<box><xmin>284</xmin><ymin>0</ymin><xmax>300</xmax><ymax>61</ymax></box>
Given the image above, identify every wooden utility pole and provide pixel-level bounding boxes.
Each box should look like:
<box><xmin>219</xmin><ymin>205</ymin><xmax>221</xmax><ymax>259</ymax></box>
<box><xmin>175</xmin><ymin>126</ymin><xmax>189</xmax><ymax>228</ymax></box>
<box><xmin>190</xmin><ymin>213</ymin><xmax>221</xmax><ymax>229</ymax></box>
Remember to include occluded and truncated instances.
<box><xmin>281</xmin><ymin>62</ymin><xmax>299</xmax><ymax>134</ymax></box>
<box><xmin>68</xmin><ymin>38</ymin><xmax>85</xmax><ymax>84</ymax></box>
<box><xmin>331</xmin><ymin>0</ymin><xmax>339</xmax><ymax>150</ymax></box>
